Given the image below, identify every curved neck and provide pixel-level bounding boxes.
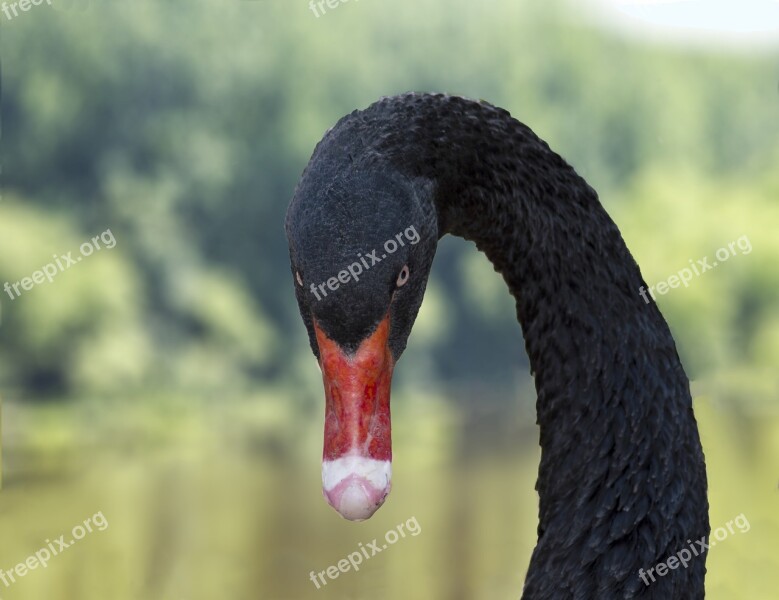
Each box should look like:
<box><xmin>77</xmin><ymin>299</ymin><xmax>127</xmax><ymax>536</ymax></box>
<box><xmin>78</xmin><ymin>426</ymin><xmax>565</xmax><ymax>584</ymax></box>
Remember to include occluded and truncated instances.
<box><xmin>369</xmin><ymin>94</ymin><xmax>708</xmax><ymax>596</ymax></box>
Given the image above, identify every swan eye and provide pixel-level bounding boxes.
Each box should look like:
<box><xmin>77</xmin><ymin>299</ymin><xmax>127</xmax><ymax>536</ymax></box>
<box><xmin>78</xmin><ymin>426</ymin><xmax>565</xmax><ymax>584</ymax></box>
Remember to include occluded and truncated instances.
<box><xmin>295</xmin><ymin>271</ymin><xmax>303</xmax><ymax>286</ymax></box>
<box><xmin>396</xmin><ymin>265</ymin><xmax>410</xmax><ymax>287</ymax></box>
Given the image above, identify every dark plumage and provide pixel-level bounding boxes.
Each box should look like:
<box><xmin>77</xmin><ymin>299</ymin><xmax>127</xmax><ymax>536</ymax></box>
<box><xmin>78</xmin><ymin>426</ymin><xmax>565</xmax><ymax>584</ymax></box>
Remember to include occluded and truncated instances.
<box><xmin>286</xmin><ymin>92</ymin><xmax>709</xmax><ymax>598</ymax></box>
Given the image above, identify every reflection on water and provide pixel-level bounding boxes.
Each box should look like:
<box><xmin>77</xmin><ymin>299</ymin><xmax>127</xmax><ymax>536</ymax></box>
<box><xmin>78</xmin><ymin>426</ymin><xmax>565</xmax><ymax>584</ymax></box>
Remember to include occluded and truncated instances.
<box><xmin>0</xmin><ymin>396</ymin><xmax>776</xmax><ymax>599</ymax></box>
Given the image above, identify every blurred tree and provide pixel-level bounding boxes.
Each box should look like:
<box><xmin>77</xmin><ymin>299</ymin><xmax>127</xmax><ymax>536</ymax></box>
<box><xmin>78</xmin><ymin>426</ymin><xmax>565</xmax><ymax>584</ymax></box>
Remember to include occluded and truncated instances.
<box><xmin>0</xmin><ymin>0</ymin><xmax>775</xmax><ymax>409</ymax></box>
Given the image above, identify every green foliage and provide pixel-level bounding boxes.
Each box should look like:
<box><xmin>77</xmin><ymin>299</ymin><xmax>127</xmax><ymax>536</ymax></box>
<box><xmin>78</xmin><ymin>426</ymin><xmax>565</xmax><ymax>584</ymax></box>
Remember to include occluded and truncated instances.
<box><xmin>2</xmin><ymin>0</ymin><xmax>776</xmax><ymax>405</ymax></box>
<box><xmin>0</xmin><ymin>198</ymin><xmax>150</xmax><ymax>395</ymax></box>
<box><xmin>614</xmin><ymin>168</ymin><xmax>779</xmax><ymax>408</ymax></box>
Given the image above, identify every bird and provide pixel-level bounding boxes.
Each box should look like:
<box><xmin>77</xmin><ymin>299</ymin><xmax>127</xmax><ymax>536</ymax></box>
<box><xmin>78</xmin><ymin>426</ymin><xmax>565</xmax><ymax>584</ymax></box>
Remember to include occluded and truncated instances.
<box><xmin>285</xmin><ymin>92</ymin><xmax>709</xmax><ymax>599</ymax></box>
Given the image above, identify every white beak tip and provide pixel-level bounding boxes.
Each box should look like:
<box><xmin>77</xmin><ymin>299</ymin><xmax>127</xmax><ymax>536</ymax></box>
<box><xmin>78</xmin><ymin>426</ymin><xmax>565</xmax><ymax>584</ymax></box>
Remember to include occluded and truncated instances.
<box><xmin>322</xmin><ymin>457</ymin><xmax>392</xmax><ymax>521</ymax></box>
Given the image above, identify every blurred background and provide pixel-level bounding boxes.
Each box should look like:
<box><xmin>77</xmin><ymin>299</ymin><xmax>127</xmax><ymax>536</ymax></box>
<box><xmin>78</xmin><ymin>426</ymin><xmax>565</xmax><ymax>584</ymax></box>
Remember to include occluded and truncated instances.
<box><xmin>0</xmin><ymin>0</ymin><xmax>777</xmax><ymax>598</ymax></box>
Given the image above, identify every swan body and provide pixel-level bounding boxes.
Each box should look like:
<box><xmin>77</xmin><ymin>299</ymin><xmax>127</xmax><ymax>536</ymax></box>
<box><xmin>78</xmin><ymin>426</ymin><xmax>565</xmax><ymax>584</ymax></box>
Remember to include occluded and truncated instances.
<box><xmin>286</xmin><ymin>93</ymin><xmax>709</xmax><ymax>598</ymax></box>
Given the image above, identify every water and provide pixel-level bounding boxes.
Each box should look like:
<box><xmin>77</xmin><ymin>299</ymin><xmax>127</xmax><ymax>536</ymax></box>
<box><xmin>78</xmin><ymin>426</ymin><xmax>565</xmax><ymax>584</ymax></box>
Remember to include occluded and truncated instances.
<box><xmin>0</xmin><ymin>396</ymin><xmax>776</xmax><ymax>599</ymax></box>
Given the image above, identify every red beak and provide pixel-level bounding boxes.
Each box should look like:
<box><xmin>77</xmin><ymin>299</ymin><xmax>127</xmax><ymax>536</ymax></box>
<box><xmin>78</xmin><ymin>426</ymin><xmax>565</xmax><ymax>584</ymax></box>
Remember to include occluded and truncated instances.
<box><xmin>314</xmin><ymin>313</ymin><xmax>394</xmax><ymax>521</ymax></box>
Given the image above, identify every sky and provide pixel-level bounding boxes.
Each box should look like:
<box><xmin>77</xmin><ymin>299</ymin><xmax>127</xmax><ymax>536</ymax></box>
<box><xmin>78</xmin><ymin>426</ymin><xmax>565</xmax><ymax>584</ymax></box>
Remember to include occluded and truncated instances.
<box><xmin>582</xmin><ymin>0</ymin><xmax>779</xmax><ymax>47</ymax></box>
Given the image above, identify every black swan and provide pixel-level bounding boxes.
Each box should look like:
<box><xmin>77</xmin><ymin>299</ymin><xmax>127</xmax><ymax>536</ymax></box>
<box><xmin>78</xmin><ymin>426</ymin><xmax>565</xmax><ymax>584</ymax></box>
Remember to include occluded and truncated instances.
<box><xmin>285</xmin><ymin>93</ymin><xmax>709</xmax><ymax>598</ymax></box>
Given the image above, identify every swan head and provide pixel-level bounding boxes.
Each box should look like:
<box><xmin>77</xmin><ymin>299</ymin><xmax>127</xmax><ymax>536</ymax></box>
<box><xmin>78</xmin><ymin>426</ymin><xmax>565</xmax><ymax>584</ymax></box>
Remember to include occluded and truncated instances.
<box><xmin>286</xmin><ymin>164</ymin><xmax>437</xmax><ymax>521</ymax></box>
